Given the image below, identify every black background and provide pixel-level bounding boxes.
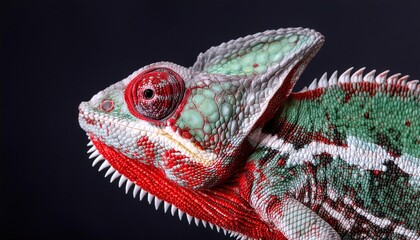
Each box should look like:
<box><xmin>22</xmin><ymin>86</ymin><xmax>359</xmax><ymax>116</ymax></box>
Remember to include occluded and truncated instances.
<box><xmin>2</xmin><ymin>1</ymin><xmax>420</xmax><ymax>239</ymax></box>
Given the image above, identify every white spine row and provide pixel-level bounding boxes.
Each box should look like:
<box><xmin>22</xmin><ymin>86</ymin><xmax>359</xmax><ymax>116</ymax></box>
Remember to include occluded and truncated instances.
<box><xmin>300</xmin><ymin>67</ymin><xmax>420</xmax><ymax>92</ymax></box>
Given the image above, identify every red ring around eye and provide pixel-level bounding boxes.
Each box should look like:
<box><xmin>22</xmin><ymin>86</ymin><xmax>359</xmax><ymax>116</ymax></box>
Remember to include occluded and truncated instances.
<box><xmin>100</xmin><ymin>99</ymin><xmax>114</xmax><ymax>112</ymax></box>
<box><xmin>124</xmin><ymin>67</ymin><xmax>184</xmax><ymax>122</ymax></box>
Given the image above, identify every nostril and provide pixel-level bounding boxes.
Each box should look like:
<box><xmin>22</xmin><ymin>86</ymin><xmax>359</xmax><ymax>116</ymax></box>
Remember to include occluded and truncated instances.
<box><xmin>100</xmin><ymin>99</ymin><xmax>114</xmax><ymax>112</ymax></box>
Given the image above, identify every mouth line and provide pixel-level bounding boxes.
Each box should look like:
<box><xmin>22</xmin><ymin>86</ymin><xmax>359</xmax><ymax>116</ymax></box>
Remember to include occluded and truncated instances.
<box><xmin>84</xmin><ymin>135</ymin><xmax>254</xmax><ymax>240</ymax></box>
<box><xmin>79</xmin><ymin>111</ymin><xmax>216</xmax><ymax>167</ymax></box>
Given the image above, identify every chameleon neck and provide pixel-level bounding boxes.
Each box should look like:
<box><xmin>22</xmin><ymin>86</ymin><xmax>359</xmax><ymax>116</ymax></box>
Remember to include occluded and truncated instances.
<box><xmin>245</xmin><ymin>83</ymin><xmax>420</xmax><ymax>238</ymax></box>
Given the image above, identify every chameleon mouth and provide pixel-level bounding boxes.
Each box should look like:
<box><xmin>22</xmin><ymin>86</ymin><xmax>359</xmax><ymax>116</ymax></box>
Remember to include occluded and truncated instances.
<box><xmin>83</xmin><ymin>135</ymin><xmax>269</xmax><ymax>240</ymax></box>
<box><xmin>77</xmin><ymin>107</ymin><xmax>217</xmax><ymax>168</ymax></box>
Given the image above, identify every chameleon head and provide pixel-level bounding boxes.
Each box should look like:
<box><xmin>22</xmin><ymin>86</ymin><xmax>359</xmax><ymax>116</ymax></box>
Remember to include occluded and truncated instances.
<box><xmin>79</xmin><ymin>28</ymin><xmax>323</xmax><ymax>238</ymax></box>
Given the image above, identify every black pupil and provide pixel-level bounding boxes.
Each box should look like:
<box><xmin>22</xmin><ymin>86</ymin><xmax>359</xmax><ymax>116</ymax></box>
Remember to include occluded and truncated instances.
<box><xmin>143</xmin><ymin>89</ymin><xmax>154</xmax><ymax>99</ymax></box>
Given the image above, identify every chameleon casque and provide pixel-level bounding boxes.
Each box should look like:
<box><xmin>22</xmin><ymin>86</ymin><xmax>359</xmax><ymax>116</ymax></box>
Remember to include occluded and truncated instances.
<box><xmin>78</xmin><ymin>28</ymin><xmax>420</xmax><ymax>239</ymax></box>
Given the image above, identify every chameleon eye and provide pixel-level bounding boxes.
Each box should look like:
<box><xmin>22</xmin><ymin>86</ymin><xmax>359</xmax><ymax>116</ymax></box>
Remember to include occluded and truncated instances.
<box><xmin>124</xmin><ymin>68</ymin><xmax>184</xmax><ymax>121</ymax></box>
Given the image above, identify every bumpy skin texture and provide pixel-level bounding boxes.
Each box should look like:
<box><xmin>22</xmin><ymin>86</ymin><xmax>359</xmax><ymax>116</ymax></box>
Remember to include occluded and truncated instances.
<box><xmin>78</xmin><ymin>28</ymin><xmax>420</xmax><ymax>240</ymax></box>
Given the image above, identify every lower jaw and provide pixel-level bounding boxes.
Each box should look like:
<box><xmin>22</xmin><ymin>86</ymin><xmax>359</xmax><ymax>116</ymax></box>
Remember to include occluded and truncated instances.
<box><xmin>84</xmin><ymin>134</ymin><xmax>283</xmax><ymax>240</ymax></box>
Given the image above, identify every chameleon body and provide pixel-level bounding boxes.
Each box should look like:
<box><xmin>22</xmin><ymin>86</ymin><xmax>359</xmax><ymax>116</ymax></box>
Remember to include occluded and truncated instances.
<box><xmin>78</xmin><ymin>28</ymin><xmax>420</xmax><ymax>239</ymax></box>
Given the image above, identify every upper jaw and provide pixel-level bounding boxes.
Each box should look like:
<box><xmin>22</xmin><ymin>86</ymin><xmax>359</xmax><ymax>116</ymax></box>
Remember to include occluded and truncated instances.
<box><xmin>79</xmin><ymin>102</ymin><xmax>217</xmax><ymax>170</ymax></box>
<box><xmin>78</xmin><ymin>102</ymin><xmax>107</xmax><ymax>135</ymax></box>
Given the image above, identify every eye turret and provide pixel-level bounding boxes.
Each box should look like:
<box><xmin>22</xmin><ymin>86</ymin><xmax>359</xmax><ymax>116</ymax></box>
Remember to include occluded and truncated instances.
<box><xmin>124</xmin><ymin>68</ymin><xmax>185</xmax><ymax>121</ymax></box>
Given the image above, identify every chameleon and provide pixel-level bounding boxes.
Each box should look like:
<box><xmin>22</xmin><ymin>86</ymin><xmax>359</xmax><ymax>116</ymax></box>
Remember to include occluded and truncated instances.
<box><xmin>78</xmin><ymin>28</ymin><xmax>420</xmax><ymax>240</ymax></box>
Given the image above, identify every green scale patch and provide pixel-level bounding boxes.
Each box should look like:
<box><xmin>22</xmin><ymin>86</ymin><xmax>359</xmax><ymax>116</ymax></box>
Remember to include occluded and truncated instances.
<box><xmin>318</xmin><ymin>156</ymin><xmax>420</xmax><ymax>232</ymax></box>
<box><xmin>282</xmin><ymin>84</ymin><xmax>420</xmax><ymax>159</ymax></box>
<box><xmin>206</xmin><ymin>35</ymin><xmax>309</xmax><ymax>76</ymax></box>
<box><xmin>176</xmin><ymin>82</ymin><xmax>241</xmax><ymax>148</ymax></box>
<box><xmin>251</xmin><ymin>146</ymin><xmax>420</xmax><ymax>237</ymax></box>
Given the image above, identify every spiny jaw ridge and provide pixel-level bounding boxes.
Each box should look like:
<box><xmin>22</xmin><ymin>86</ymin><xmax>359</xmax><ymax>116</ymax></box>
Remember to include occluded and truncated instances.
<box><xmin>85</xmin><ymin>137</ymin><xmax>254</xmax><ymax>240</ymax></box>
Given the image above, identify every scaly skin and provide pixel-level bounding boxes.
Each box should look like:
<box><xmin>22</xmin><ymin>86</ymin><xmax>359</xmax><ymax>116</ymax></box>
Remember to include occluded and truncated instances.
<box><xmin>78</xmin><ymin>28</ymin><xmax>420</xmax><ymax>239</ymax></box>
